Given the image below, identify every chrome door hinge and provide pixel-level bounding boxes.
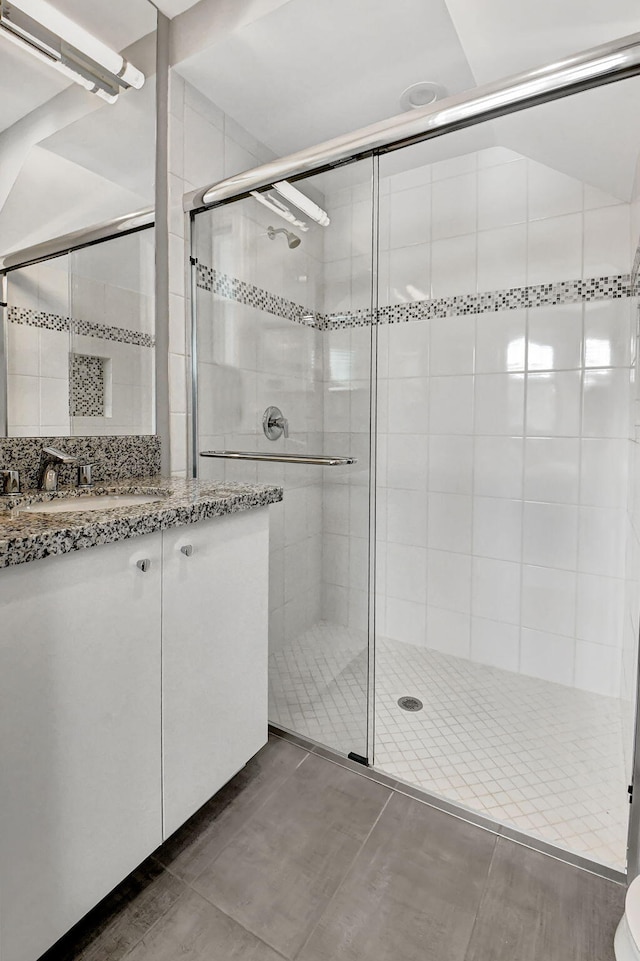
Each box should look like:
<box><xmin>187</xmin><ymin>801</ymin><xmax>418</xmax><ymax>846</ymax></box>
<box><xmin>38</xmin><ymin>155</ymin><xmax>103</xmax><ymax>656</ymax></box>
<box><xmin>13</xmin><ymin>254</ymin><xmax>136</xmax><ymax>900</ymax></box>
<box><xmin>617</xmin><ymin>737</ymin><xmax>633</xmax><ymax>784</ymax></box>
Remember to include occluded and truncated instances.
<box><xmin>629</xmin><ymin>784</ymin><xmax>634</xmax><ymax>804</ymax></box>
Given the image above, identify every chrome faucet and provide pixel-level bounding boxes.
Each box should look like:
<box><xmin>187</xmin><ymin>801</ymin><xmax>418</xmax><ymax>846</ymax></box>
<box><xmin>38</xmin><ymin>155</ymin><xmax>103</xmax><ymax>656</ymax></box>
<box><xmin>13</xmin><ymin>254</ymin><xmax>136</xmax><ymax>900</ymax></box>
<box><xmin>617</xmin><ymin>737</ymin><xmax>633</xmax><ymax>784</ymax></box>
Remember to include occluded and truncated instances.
<box><xmin>37</xmin><ymin>447</ymin><xmax>77</xmax><ymax>492</ymax></box>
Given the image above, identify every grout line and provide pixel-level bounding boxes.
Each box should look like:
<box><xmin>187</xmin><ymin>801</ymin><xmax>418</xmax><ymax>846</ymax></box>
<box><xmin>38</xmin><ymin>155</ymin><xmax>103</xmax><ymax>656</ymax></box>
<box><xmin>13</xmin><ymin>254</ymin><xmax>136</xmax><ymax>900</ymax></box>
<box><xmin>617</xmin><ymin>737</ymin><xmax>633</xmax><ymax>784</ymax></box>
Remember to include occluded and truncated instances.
<box><xmin>291</xmin><ymin>790</ymin><xmax>395</xmax><ymax>960</ymax></box>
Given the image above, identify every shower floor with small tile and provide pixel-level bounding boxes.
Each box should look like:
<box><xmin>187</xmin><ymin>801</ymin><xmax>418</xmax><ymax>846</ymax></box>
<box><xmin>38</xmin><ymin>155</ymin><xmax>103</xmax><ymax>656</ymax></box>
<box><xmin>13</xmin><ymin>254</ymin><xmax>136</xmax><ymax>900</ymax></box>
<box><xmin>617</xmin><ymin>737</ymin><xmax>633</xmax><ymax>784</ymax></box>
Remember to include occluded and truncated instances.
<box><xmin>269</xmin><ymin>622</ymin><xmax>628</xmax><ymax>870</ymax></box>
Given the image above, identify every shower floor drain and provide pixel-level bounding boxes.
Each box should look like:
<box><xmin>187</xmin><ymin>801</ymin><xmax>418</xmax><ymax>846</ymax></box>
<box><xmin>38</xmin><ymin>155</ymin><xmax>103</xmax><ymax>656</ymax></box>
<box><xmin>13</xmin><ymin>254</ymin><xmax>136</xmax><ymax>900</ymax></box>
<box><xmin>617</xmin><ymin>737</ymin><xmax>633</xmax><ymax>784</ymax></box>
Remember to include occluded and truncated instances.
<box><xmin>397</xmin><ymin>696</ymin><xmax>423</xmax><ymax>712</ymax></box>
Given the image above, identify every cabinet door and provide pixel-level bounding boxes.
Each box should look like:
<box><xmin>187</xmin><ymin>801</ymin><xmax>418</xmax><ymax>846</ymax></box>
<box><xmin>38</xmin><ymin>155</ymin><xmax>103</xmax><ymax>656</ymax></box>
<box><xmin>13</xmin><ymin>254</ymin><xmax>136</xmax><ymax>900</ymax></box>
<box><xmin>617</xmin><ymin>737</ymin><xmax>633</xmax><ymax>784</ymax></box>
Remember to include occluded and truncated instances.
<box><xmin>0</xmin><ymin>535</ymin><xmax>162</xmax><ymax>961</ymax></box>
<box><xmin>162</xmin><ymin>508</ymin><xmax>269</xmax><ymax>837</ymax></box>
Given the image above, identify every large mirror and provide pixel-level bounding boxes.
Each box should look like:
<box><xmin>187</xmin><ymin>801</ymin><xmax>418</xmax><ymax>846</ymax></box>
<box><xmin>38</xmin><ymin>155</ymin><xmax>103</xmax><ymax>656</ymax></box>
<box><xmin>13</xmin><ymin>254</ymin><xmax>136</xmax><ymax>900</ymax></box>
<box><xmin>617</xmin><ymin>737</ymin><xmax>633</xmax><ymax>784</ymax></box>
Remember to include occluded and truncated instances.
<box><xmin>0</xmin><ymin>0</ymin><xmax>157</xmax><ymax>437</ymax></box>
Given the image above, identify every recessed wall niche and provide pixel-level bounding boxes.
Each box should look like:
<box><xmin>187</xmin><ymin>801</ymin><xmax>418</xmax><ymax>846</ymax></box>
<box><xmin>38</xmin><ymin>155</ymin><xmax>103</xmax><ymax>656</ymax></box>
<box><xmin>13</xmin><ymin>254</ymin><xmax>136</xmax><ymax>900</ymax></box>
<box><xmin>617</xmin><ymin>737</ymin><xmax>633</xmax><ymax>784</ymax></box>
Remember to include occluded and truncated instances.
<box><xmin>69</xmin><ymin>353</ymin><xmax>111</xmax><ymax>418</ymax></box>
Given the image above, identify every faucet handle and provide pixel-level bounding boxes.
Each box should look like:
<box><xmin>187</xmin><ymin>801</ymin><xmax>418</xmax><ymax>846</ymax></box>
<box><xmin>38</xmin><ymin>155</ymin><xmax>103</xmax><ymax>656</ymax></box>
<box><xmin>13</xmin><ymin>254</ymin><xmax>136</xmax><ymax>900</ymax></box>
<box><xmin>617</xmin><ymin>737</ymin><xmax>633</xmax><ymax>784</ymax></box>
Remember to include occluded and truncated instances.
<box><xmin>0</xmin><ymin>470</ymin><xmax>20</xmax><ymax>496</ymax></box>
<box><xmin>77</xmin><ymin>464</ymin><xmax>95</xmax><ymax>488</ymax></box>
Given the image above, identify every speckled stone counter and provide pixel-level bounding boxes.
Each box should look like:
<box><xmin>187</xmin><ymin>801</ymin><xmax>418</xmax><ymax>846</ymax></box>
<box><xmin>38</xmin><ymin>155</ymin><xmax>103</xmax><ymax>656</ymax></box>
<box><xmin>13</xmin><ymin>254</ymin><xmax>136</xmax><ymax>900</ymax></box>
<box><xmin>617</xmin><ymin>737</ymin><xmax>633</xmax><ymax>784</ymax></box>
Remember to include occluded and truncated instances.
<box><xmin>0</xmin><ymin>476</ymin><xmax>283</xmax><ymax>569</ymax></box>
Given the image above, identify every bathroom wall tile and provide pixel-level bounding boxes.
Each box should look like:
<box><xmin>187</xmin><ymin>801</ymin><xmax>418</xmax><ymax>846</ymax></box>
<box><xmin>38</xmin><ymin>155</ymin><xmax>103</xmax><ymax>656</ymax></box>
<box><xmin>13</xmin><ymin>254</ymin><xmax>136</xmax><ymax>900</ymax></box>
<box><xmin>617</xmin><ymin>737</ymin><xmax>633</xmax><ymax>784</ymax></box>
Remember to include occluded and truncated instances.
<box><xmin>527</xmin><ymin>213</ymin><xmax>582</xmax><ymax>284</ymax></box>
<box><xmin>7</xmin><ymin>374</ymin><xmax>40</xmax><ymax>427</ymax></box>
<box><xmin>386</xmin><ymin>434</ymin><xmax>429</xmax><ymax>490</ymax></box>
<box><xmin>523</xmin><ymin>437</ymin><xmax>580</xmax><ymax>504</ymax></box>
<box><xmin>427</xmin><ymin>549</ymin><xmax>472</xmax><ymax>613</ymax></box>
<box><xmin>522</xmin><ymin>502</ymin><xmax>578</xmax><ymax>571</ymax></box>
<box><xmin>428</xmin><ymin>435</ymin><xmax>474</xmax><ymax>494</ymax></box>
<box><xmin>583</xmin><ymin>205</ymin><xmax>631</xmax><ymax>278</ymax></box>
<box><xmin>473</xmin><ymin>436</ymin><xmax>523</xmax><ymax>499</ymax></box>
<box><xmin>578</xmin><ymin>507</ymin><xmax>626</xmax><ymax>578</ymax></box>
<box><xmin>582</xmin><ymin>368</ymin><xmax>631</xmax><ymax>438</ymax></box>
<box><xmin>475</xmin><ymin>309</ymin><xmax>526</xmax><ymax>374</ymax></box>
<box><xmin>429</xmin><ymin>316</ymin><xmax>475</xmax><ymax>375</ymax></box>
<box><xmin>385</xmin><ymin>597</ymin><xmax>427</xmax><ymax>647</ymax></box>
<box><xmin>584</xmin><ymin>300</ymin><xmax>633</xmax><ymax>369</ymax></box>
<box><xmin>527</xmin><ymin>162</ymin><xmax>583</xmax><ymax>221</ymax></box>
<box><xmin>7</xmin><ymin>324</ymin><xmax>39</xmax><ymax>376</ymax></box>
<box><xmin>472</xmin><ymin>497</ymin><xmax>522</xmax><ymax>562</ymax></box>
<box><xmin>525</xmin><ymin>371</ymin><xmax>581</xmax><ymax>437</ymax></box>
<box><xmin>428</xmin><ymin>492</ymin><xmax>472</xmax><ymax>553</ymax></box>
<box><xmin>477</xmin><ymin>224</ymin><xmax>527</xmax><ymax>292</ymax></box>
<box><xmin>386</xmin><ymin>543</ymin><xmax>428</xmax><ymax>603</ymax></box>
<box><xmin>477</xmin><ymin>160</ymin><xmax>527</xmax><ymax>231</ymax></box>
<box><xmin>431</xmin><ymin>234</ymin><xmax>477</xmax><ymax>297</ymax></box>
<box><xmin>388</xmin><ymin>244</ymin><xmax>430</xmax><ymax>304</ymax></box>
<box><xmin>387</xmin><ymin>489</ymin><xmax>428</xmax><ymax>547</ymax></box>
<box><xmin>426</xmin><ymin>606</ymin><xmax>471</xmax><ymax>658</ymax></box>
<box><xmin>521</xmin><ymin>565</ymin><xmax>577</xmax><ymax>637</ymax></box>
<box><xmin>580</xmin><ymin>438</ymin><xmax>629</xmax><ymax>508</ymax></box>
<box><xmin>470</xmin><ymin>617</ymin><xmax>520</xmax><ymax>672</ymax></box>
<box><xmin>474</xmin><ymin>373</ymin><xmax>525</xmax><ymax>435</ymax></box>
<box><xmin>428</xmin><ymin>375</ymin><xmax>474</xmax><ymax>434</ymax></box>
<box><xmin>388</xmin><ymin>377</ymin><xmax>429</xmax><ymax>434</ymax></box>
<box><xmin>389</xmin><ymin>185</ymin><xmax>431</xmax><ymax>248</ymax></box>
<box><xmin>520</xmin><ymin>628</ymin><xmax>575</xmax><ymax>686</ymax></box>
<box><xmin>386</xmin><ymin>321</ymin><xmax>429</xmax><ymax>378</ymax></box>
<box><xmin>576</xmin><ymin>574</ymin><xmax>624</xmax><ymax>647</ymax></box>
<box><xmin>39</xmin><ymin>377</ymin><xmax>69</xmax><ymax>427</ymax></box>
<box><xmin>471</xmin><ymin>556</ymin><xmax>521</xmax><ymax>624</ymax></box>
<box><xmin>431</xmin><ymin>173</ymin><xmax>476</xmax><ymax>240</ymax></box>
<box><xmin>574</xmin><ymin>640</ymin><xmax>622</xmax><ymax>697</ymax></box>
<box><xmin>527</xmin><ymin>303</ymin><xmax>583</xmax><ymax>371</ymax></box>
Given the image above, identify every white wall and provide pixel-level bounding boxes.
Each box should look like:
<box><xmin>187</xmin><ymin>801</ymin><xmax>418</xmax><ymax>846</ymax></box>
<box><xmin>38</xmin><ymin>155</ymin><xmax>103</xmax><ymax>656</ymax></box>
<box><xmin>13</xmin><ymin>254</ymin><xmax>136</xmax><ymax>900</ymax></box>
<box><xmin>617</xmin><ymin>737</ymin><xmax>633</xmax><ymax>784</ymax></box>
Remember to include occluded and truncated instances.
<box><xmin>369</xmin><ymin>144</ymin><xmax>634</xmax><ymax>697</ymax></box>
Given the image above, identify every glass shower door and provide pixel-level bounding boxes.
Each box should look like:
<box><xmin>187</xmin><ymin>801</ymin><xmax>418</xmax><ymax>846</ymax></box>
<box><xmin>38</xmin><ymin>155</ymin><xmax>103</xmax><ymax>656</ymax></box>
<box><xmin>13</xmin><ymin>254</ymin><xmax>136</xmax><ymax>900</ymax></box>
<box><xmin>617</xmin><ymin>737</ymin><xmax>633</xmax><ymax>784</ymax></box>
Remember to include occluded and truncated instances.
<box><xmin>191</xmin><ymin>156</ymin><xmax>376</xmax><ymax>762</ymax></box>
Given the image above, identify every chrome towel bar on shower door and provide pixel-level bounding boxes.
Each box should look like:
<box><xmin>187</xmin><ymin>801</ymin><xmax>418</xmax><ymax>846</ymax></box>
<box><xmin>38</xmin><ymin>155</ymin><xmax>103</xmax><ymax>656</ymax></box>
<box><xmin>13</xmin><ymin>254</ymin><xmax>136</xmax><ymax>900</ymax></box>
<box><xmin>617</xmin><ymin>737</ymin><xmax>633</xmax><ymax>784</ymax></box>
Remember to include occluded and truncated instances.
<box><xmin>200</xmin><ymin>450</ymin><xmax>356</xmax><ymax>466</ymax></box>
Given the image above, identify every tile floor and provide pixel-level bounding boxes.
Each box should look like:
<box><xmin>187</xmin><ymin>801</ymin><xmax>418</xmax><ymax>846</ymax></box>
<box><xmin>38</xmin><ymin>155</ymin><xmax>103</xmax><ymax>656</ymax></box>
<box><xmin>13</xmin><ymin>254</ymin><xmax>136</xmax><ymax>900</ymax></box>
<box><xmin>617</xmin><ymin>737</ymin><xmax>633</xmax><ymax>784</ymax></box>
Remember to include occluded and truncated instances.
<box><xmin>269</xmin><ymin>622</ymin><xmax>629</xmax><ymax>869</ymax></box>
<box><xmin>41</xmin><ymin>735</ymin><xmax>624</xmax><ymax>961</ymax></box>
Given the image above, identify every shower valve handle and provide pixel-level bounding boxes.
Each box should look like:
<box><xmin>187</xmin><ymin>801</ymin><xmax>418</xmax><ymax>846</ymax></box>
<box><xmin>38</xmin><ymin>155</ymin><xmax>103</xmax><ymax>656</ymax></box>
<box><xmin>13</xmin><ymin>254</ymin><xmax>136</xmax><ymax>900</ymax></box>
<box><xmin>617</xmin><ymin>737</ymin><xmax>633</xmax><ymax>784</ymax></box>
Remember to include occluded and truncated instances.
<box><xmin>263</xmin><ymin>406</ymin><xmax>289</xmax><ymax>440</ymax></box>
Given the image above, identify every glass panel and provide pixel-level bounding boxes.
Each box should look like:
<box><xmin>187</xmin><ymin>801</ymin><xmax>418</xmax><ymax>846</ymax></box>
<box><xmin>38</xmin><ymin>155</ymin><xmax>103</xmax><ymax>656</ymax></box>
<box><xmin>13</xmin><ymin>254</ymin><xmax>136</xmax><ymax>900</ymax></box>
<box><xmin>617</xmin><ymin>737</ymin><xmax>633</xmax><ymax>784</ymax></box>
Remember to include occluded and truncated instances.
<box><xmin>375</xmin><ymin>76</ymin><xmax>640</xmax><ymax>871</ymax></box>
<box><xmin>193</xmin><ymin>157</ymin><xmax>375</xmax><ymax>760</ymax></box>
<box><xmin>70</xmin><ymin>229</ymin><xmax>155</xmax><ymax>435</ymax></box>
<box><xmin>5</xmin><ymin>253</ymin><xmax>71</xmax><ymax>436</ymax></box>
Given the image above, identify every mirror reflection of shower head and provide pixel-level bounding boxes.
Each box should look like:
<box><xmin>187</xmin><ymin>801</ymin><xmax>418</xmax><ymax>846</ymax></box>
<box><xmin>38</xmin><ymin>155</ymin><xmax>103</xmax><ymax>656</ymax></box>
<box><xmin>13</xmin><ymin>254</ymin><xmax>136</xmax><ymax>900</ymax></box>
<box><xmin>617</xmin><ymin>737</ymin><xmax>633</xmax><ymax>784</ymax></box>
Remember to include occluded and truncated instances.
<box><xmin>267</xmin><ymin>225</ymin><xmax>301</xmax><ymax>249</ymax></box>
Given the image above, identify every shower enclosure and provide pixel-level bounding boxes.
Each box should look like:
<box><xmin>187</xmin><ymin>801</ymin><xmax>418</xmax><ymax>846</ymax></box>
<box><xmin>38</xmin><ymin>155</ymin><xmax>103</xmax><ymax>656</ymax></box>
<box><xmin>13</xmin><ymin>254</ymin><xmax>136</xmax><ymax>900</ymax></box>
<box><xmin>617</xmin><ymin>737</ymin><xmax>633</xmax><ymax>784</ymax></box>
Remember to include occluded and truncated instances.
<box><xmin>188</xmin><ymin>34</ymin><xmax>640</xmax><ymax>879</ymax></box>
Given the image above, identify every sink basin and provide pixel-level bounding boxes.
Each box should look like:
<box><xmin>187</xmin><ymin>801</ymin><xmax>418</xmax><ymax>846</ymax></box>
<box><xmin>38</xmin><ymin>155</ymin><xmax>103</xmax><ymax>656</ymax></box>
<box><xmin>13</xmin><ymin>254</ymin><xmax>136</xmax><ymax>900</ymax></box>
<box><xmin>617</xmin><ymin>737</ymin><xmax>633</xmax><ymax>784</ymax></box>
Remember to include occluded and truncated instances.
<box><xmin>20</xmin><ymin>493</ymin><xmax>167</xmax><ymax>514</ymax></box>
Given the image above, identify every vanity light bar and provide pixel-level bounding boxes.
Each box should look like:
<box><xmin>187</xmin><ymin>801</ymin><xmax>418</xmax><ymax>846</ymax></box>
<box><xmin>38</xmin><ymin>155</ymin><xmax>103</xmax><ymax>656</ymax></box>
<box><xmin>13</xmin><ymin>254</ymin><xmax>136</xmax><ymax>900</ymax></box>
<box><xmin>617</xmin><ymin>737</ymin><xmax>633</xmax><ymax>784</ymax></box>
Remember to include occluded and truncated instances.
<box><xmin>250</xmin><ymin>190</ymin><xmax>309</xmax><ymax>231</ymax></box>
<box><xmin>273</xmin><ymin>180</ymin><xmax>330</xmax><ymax>227</ymax></box>
<box><xmin>0</xmin><ymin>0</ymin><xmax>145</xmax><ymax>104</ymax></box>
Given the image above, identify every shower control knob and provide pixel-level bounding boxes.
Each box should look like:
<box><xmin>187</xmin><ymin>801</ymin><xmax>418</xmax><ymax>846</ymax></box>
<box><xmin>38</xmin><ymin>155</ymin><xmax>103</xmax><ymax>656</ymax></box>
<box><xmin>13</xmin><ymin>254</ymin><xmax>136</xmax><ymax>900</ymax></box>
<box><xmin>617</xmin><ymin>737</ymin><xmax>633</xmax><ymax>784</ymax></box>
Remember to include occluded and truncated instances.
<box><xmin>263</xmin><ymin>406</ymin><xmax>289</xmax><ymax>441</ymax></box>
<box><xmin>180</xmin><ymin>544</ymin><xmax>193</xmax><ymax>556</ymax></box>
<box><xmin>136</xmin><ymin>558</ymin><xmax>151</xmax><ymax>573</ymax></box>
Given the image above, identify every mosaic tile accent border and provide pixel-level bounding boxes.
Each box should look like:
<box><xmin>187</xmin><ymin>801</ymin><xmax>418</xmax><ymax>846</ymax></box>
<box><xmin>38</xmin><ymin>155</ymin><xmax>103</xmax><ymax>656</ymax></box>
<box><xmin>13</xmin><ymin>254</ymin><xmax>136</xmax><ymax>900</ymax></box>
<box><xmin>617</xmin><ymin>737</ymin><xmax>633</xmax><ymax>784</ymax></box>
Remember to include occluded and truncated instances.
<box><xmin>196</xmin><ymin>262</ymin><xmax>633</xmax><ymax>331</ymax></box>
<box><xmin>0</xmin><ymin>435</ymin><xmax>161</xmax><ymax>491</ymax></box>
<box><xmin>8</xmin><ymin>306</ymin><xmax>155</xmax><ymax>348</ymax></box>
<box><xmin>196</xmin><ymin>264</ymin><xmax>322</xmax><ymax>328</ymax></box>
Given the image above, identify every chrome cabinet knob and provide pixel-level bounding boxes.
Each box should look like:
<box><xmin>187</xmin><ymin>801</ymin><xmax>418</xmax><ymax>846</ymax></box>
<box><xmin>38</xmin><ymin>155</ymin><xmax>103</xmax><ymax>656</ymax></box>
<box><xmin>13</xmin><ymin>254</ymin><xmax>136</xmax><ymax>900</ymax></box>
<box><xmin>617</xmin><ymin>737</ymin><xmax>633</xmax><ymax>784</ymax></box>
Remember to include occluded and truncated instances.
<box><xmin>136</xmin><ymin>559</ymin><xmax>151</xmax><ymax>572</ymax></box>
<box><xmin>180</xmin><ymin>544</ymin><xmax>193</xmax><ymax>556</ymax></box>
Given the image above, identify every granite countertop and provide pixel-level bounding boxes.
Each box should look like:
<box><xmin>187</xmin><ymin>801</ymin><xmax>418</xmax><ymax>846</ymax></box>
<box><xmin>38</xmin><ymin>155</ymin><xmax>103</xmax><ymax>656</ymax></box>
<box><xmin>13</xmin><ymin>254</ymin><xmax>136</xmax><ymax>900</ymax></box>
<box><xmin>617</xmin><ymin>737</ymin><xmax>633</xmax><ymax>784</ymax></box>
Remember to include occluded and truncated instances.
<box><xmin>0</xmin><ymin>476</ymin><xmax>283</xmax><ymax>569</ymax></box>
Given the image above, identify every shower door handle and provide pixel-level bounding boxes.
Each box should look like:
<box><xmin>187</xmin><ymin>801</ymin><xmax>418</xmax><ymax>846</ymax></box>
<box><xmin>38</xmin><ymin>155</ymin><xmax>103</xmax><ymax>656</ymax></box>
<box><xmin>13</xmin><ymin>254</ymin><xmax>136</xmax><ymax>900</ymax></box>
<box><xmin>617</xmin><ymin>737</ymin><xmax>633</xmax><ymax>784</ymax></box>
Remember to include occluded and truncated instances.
<box><xmin>200</xmin><ymin>450</ymin><xmax>356</xmax><ymax>466</ymax></box>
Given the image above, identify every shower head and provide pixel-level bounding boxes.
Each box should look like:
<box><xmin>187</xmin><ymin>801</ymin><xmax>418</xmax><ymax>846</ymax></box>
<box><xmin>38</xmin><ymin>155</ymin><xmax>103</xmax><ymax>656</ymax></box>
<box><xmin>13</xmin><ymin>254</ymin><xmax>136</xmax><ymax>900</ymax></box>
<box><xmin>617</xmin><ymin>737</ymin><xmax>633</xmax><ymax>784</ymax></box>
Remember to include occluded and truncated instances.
<box><xmin>267</xmin><ymin>226</ymin><xmax>301</xmax><ymax>249</ymax></box>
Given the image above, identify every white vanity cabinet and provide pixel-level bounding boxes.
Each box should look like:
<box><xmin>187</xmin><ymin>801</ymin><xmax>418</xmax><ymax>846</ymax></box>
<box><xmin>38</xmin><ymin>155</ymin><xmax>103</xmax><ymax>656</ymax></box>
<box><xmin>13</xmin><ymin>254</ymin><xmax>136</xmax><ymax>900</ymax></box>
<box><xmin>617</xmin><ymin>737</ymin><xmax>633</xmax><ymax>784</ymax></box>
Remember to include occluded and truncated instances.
<box><xmin>0</xmin><ymin>534</ymin><xmax>163</xmax><ymax>961</ymax></box>
<box><xmin>0</xmin><ymin>504</ymin><xmax>270</xmax><ymax>961</ymax></box>
<box><xmin>162</xmin><ymin>507</ymin><xmax>269</xmax><ymax>836</ymax></box>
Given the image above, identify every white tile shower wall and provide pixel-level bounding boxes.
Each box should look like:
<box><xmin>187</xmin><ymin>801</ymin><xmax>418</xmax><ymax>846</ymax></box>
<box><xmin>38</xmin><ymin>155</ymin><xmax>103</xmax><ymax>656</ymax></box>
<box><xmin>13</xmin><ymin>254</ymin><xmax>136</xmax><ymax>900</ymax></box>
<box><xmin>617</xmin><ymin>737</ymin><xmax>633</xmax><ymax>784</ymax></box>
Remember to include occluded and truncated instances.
<box><xmin>372</xmin><ymin>146</ymin><xmax>634</xmax><ymax>697</ymax></box>
<box><xmin>189</xmin><ymin>134</ymin><xmax>327</xmax><ymax>645</ymax></box>
<box><xmin>7</xmin><ymin>259</ymin><xmax>71</xmax><ymax>436</ymax></box>
<box><xmin>166</xmin><ymin>72</ymin><xmax>278</xmax><ymax>477</ymax></box>
<box><xmin>621</xmin><ymin>153</ymin><xmax>640</xmax><ymax>779</ymax></box>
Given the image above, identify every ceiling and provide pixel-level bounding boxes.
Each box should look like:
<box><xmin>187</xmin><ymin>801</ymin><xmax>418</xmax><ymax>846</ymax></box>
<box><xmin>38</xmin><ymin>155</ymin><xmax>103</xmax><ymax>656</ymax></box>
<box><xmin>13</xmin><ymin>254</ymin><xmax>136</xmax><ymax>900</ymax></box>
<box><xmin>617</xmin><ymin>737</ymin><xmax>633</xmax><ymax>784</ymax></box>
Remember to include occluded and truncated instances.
<box><xmin>0</xmin><ymin>0</ymin><xmax>157</xmax><ymax>134</ymax></box>
<box><xmin>175</xmin><ymin>0</ymin><xmax>640</xmax><ymax>199</ymax></box>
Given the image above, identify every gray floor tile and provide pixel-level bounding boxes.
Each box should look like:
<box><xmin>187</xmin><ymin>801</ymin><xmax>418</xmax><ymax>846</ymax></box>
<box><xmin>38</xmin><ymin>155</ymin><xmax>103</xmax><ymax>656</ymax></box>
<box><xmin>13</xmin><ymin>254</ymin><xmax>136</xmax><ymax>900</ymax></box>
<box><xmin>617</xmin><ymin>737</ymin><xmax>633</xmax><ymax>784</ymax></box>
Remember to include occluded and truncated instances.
<box><xmin>193</xmin><ymin>753</ymin><xmax>392</xmax><ymax>959</ymax></box>
<box><xmin>123</xmin><ymin>888</ymin><xmax>286</xmax><ymax>961</ymax></box>
<box><xmin>464</xmin><ymin>837</ymin><xmax>624</xmax><ymax>961</ymax></box>
<box><xmin>156</xmin><ymin>735</ymin><xmax>307</xmax><ymax>883</ymax></box>
<box><xmin>297</xmin><ymin>792</ymin><xmax>496</xmax><ymax>961</ymax></box>
<box><xmin>39</xmin><ymin>857</ymin><xmax>185</xmax><ymax>961</ymax></box>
